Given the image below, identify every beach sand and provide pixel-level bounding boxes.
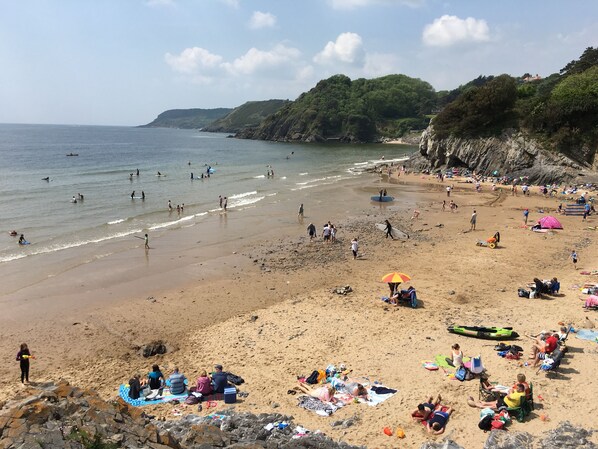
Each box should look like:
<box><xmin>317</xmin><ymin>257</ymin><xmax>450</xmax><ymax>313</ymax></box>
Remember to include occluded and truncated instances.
<box><xmin>1</xmin><ymin>171</ymin><xmax>597</xmax><ymax>448</ymax></box>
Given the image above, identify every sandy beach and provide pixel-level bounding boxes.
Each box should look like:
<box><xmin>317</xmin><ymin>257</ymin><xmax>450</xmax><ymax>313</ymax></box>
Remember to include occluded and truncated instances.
<box><xmin>1</xmin><ymin>170</ymin><xmax>597</xmax><ymax>448</ymax></box>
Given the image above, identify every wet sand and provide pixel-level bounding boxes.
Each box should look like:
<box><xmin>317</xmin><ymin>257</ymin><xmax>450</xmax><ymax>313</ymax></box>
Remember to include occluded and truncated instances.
<box><xmin>1</xmin><ymin>171</ymin><xmax>597</xmax><ymax>448</ymax></box>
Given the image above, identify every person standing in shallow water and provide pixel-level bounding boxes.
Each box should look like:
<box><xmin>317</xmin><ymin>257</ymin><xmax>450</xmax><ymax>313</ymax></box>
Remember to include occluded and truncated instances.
<box><xmin>298</xmin><ymin>203</ymin><xmax>304</xmax><ymax>219</ymax></box>
<box><xmin>144</xmin><ymin>233</ymin><xmax>149</xmax><ymax>250</ymax></box>
<box><xmin>16</xmin><ymin>343</ymin><xmax>32</xmax><ymax>384</ymax></box>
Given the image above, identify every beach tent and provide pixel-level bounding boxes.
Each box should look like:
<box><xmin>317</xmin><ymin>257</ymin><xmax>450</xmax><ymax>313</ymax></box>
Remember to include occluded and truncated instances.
<box><xmin>538</xmin><ymin>216</ymin><xmax>563</xmax><ymax>229</ymax></box>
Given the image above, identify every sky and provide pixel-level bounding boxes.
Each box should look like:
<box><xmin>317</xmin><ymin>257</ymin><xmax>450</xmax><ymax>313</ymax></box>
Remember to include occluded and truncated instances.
<box><xmin>1</xmin><ymin>0</ymin><xmax>597</xmax><ymax>126</ymax></box>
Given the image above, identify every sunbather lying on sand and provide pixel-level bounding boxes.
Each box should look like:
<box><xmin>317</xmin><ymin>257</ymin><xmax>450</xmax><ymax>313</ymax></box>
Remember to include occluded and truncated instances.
<box><xmin>411</xmin><ymin>394</ymin><xmax>442</xmax><ymax>422</ymax></box>
<box><xmin>297</xmin><ymin>384</ymin><xmax>339</xmax><ymax>403</ymax></box>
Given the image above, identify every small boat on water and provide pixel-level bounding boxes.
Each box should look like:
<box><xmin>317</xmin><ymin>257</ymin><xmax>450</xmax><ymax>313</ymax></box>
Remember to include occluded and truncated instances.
<box><xmin>371</xmin><ymin>195</ymin><xmax>394</xmax><ymax>202</ymax></box>
<box><xmin>448</xmin><ymin>325</ymin><xmax>519</xmax><ymax>340</ymax></box>
<box><xmin>66</xmin><ymin>153</ymin><xmax>79</xmax><ymax>156</ymax></box>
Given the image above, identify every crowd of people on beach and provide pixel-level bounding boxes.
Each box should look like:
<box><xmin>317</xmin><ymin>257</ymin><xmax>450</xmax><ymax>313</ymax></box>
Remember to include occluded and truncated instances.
<box><xmin>127</xmin><ymin>363</ymin><xmax>237</xmax><ymax>403</ymax></box>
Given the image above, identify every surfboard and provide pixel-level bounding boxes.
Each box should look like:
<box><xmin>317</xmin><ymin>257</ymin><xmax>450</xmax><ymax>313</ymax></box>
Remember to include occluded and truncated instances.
<box><xmin>375</xmin><ymin>223</ymin><xmax>409</xmax><ymax>240</ymax></box>
<box><xmin>19</xmin><ymin>241</ymin><xmax>30</xmax><ymax>245</ymax></box>
<box><xmin>371</xmin><ymin>195</ymin><xmax>394</xmax><ymax>202</ymax></box>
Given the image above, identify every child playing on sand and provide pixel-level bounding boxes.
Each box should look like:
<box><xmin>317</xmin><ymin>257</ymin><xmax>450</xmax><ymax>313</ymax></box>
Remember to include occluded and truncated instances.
<box><xmin>351</xmin><ymin>238</ymin><xmax>359</xmax><ymax>260</ymax></box>
<box><xmin>16</xmin><ymin>343</ymin><xmax>32</xmax><ymax>384</ymax></box>
<box><xmin>570</xmin><ymin>250</ymin><xmax>578</xmax><ymax>270</ymax></box>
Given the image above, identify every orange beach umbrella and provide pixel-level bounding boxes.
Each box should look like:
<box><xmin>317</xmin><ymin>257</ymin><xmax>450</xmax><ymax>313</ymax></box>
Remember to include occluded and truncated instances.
<box><xmin>380</xmin><ymin>272</ymin><xmax>411</xmax><ymax>283</ymax></box>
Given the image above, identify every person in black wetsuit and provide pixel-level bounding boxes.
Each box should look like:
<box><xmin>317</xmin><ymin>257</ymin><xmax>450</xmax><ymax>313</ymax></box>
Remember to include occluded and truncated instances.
<box><xmin>16</xmin><ymin>343</ymin><xmax>31</xmax><ymax>384</ymax></box>
<box><xmin>384</xmin><ymin>220</ymin><xmax>394</xmax><ymax>240</ymax></box>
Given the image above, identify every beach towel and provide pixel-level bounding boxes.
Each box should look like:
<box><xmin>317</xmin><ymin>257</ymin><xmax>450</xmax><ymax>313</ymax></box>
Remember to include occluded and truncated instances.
<box><xmin>118</xmin><ymin>385</ymin><xmax>189</xmax><ymax>407</ymax></box>
<box><xmin>575</xmin><ymin>329</ymin><xmax>598</xmax><ymax>342</ymax></box>
<box><xmin>365</xmin><ymin>386</ymin><xmax>396</xmax><ymax>407</ymax></box>
<box><xmin>434</xmin><ymin>355</ymin><xmax>471</xmax><ymax>375</ymax></box>
<box><xmin>297</xmin><ymin>395</ymin><xmax>341</xmax><ymax>416</ymax></box>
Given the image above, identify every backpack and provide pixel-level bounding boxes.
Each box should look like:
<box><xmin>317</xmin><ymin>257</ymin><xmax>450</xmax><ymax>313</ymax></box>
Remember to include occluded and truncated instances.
<box><xmin>478</xmin><ymin>415</ymin><xmax>493</xmax><ymax>431</ymax></box>
<box><xmin>455</xmin><ymin>366</ymin><xmax>468</xmax><ymax>381</ymax></box>
<box><xmin>306</xmin><ymin>370</ymin><xmax>319</xmax><ymax>385</ymax></box>
<box><xmin>510</xmin><ymin>345</ymin><xmax>523</xmax><ymax>353</ymax></box>
<box><xmin>185</xmin><ymin>394</ymin><xmax>200</xmax><ymax>405</ymax></box>
<box><xmin>494</xmin><ymin>343</ymin><xmax>510</xmax><ymax>351</ymax></box>
<box><xmin>227</xmin><ymin>373</ymin><xmax>245</xmax><ymax>385</ymax></box>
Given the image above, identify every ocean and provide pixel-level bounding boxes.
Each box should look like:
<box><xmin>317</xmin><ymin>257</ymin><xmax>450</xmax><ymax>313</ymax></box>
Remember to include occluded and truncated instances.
<box><xmin>0</xmin><ymin>124</ymin><xmax>415</xmax><ymax>265</ymax></box>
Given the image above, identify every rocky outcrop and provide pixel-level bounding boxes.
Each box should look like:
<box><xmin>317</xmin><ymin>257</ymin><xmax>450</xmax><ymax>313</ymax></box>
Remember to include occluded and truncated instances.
<box><xmin>419</xmin><ymin>421</ymin><xmax>595</xmax><ymax>449</ymax></box>
<box><xmin>0</xmin><ymin>382</ymin><xmax>362</xmax><ymax>449</ymax></box>
<box><xmin>414</xmin><ymin>125</ymin><xmax>594</xmax><ymax>184</ymax></box>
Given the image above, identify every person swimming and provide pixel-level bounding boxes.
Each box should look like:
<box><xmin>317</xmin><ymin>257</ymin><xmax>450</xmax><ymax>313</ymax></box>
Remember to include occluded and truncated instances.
<box><xmin>9</xmin><ymin>230</ymin><xmax>18</xmax><ymax>236</ymax></box>
<box><xmin>41</xmin><ymin>177</ymin><xmax>49</xmax><ymax>181</ymax></box>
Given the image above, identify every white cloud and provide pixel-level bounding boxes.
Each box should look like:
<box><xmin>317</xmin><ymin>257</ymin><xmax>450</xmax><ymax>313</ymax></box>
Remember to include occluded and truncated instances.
<box><xmin>314</xmin><ymin>32</ymin><xmax>365</xmax><ymax>65</ymax></box>
<box><xmin>145</xmin><ymin>0</ymin><xmax>175</xmax><ymax>7</ymax></box>
<box><xmin>328</xmin><ymin>0</ymin><xmax>423</xmax><ymax>10</ymax></box>
<box><xmin>422</xmin><ymin>15</ymin><xmax>490</xmax><ymax>47</ymax></box>
<box><xmin>220</xmin><ymin>0</ymin><xmax>240</xmax><ymax>8</ymax></box>
<box><xmin>223</xmin><ymin>44</ymin><xmax>301</xmax><ymax>75</ymax></box>
<box><xmin>249</xmin><ymin>11</ymin><xmax>277</xmax><ymax>29</ymax></box>
<box><xmin>164</xmin><ymin>47</ymin><xmax>223</xmax><ymax>75</ymax></box>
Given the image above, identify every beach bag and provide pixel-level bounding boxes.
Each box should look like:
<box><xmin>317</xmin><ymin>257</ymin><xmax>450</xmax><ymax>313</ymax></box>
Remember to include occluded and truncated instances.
<box><xmin>185</xmin><ymin>394</ymin><xmax>200</xmax><ymax>405</ymax></box>
<box><xmin>455</xmin><ymin>366</ymin><xmax>468</xmax><ymax>381</ymax></box>
<box><xmin>227</xmin><ymin>373</ymin><xmax>245</xmax><ymax>385</ymax></box>
<box><xmin>306</xmin><ymin>370</ymin><xmax>319</xmax><ymax>385</ymax></box>
<box><xmin>470</xmin><ymin>356</ymin><xmax>484</xmax><ymax>374</ymax></box>
<box><xmin>478</xmin><ymin>415</ymin><xmax>493</xmax><ymax>431</ymax></box>
<box><xmin>494</xmin><ymin>343</ymin><xmax>510</xmax><ymax>351</ymax></box>
<box><xmin>317</xmin><ymin>370</ymin><xmax>327</xmax><ymax>382</ymax></box>
<box><xmin>491</xmin><ymin>419</ymin><xmax>505</xmax><ymax>430</ymax></box>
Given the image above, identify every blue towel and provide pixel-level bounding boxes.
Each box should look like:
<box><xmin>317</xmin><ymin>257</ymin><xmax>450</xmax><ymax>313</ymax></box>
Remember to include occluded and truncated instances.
<box><xmin>575</xmin><ymin>329</ymin><xmax>598</xmax><ymax>342</ymax></box>
<box><xmin>118</xmin><ymin>384</ymin><xmax>188</xmax><ymax>407</ymax></box>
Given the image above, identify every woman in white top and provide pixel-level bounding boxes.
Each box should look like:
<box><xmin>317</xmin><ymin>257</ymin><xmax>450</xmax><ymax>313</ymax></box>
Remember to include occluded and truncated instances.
<box><xmin>446</xmin><ymin>343</ymin><xmax>463</xmax><ymax>367</ymax></box>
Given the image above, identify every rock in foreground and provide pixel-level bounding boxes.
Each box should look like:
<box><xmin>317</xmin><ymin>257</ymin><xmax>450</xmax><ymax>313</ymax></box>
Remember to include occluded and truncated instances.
<box><xmin>0</xmin><ymin>382</ymin><xmax>363</xmax><ymax>449</ymax></box>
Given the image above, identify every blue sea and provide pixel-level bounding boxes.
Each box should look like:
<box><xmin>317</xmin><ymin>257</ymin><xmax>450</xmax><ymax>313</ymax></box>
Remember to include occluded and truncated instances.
<box><xmin>0</xmin><ymin>124</ymin><xmax>415</xmax><ymax>265</ymax></box>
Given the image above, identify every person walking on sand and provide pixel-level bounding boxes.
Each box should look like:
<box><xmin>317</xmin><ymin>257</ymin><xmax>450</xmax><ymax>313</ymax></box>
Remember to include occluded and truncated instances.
<box><xmin>144</xmin><ymin>233</ymin><xmax>149</xmax><ymax>249</ymax></box>
<box><xmin>523</xmin><ymin>208</ymin><xmax>529</xmax><ymax>225</ymax></box>
<box><xmin>384</xmin><ymin>219</ymin><xmax>394</xmax><ymax>240</ymax></box>
<box><xmin>307</xmin><ymin>223</ymin><xmax>316</xmax><ymax>240</ymax></box>
<box><xmin>446</xmin><ymin>185</ymin><xmax>451</xmax><ymax>197</ymax></box>
<box><xmin>470</xmin><ymin>210</ymin><xmax>477</xmax><ymax>231</ymax></box>
<box><xmin>298</xmin><ymin>203</ymin><xmax>304</xmax><ymax>219</ymax></box>
<box><xmin>351</xmin><ymin>237</ymin><xmax>359</xmax><ymax>260</ymax></box>
<box><xmin>570</xmin><ymin>250</ymin><xmax>578</xmax><ymax>270</ymax></box>
<box><xmin>442</xmin><ymin>200</ymin><xmax>446</xmax><ymax>212</ymax></box>
<box><xmin>16</xmin><ymin>343</ymin><xmax>32</xmax><ymax>384</ymax></box>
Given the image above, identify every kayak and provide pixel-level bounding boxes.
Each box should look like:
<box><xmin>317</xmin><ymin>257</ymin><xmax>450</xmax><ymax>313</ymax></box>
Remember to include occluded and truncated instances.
<box><xmin>448</xmin><ymin>325</ymin><xmax>519</xmax><ymax>340</ymax></box>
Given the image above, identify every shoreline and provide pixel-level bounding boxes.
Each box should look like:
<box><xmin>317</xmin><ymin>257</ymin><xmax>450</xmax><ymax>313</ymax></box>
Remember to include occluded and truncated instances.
<box><xmin>1</xmin><ymin>171</ymin><xmax>597</xmax><ymax>448</ymax></box>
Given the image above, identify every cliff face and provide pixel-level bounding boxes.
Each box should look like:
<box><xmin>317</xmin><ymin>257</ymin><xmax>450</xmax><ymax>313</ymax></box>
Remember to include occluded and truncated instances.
<box><xmin>415</xmin><ymin>125</ymin><xmax>596</xmax><ymax>184</ymax></box>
